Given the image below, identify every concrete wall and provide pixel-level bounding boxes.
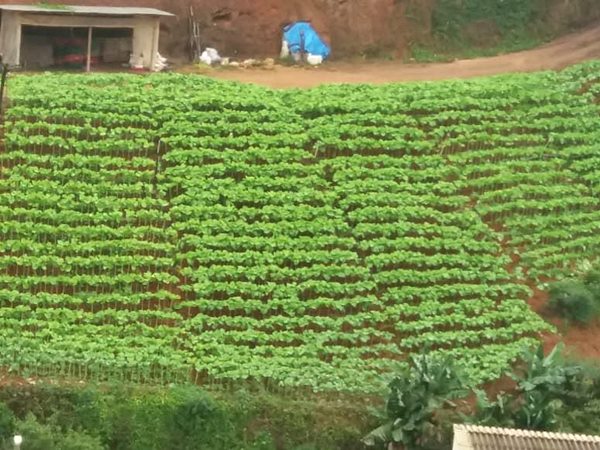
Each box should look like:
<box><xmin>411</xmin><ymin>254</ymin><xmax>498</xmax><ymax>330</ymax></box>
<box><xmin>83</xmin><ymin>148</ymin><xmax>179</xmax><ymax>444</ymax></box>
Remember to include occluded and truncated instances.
<box><xmin>133</xmin><ymin>16</ymin><xmax>159</xmax><ymax>68</ymax></box>
<box><xmin>0</xmin><ymin>11</ymin><xmax>22</xmax><ymax>66</ymax></box>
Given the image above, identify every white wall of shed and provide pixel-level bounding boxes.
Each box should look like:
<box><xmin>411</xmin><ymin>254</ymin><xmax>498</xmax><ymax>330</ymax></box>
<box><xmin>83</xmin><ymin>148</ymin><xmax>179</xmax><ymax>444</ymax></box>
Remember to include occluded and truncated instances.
<box><xmin>132</xmin><ymin>16</ymin><xmax>159</xmax><ymax>68</ymax></box>
<box><xmin>0</xmin><ymin>11</ymin><xmax>22</xmax><ymax>66</ymax></box>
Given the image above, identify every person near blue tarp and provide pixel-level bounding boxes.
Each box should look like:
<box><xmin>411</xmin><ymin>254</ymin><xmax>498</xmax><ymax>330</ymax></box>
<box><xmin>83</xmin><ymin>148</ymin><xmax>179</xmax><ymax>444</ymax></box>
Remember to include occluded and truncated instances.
<box><xmin>282</xmin><ymin>21</ymin><xmax>331</xmax><ymax>61</ymax></box>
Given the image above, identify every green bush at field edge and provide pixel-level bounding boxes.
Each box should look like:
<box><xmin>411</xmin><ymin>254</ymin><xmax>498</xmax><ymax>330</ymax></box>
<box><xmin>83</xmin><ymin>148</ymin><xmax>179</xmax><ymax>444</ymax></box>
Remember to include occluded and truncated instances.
<box><xmin>0</xmin><ymin>384</ymin><xmax>373</xmax><ymax>450</ymax></box>
<box><xmin>548</xmin><ymin>280</ymin><xmax>597</xmax><ymax>323</ymax></box>
<box><xmin>547</xmin><ymin>265</ymin><xmax>600</xmax><ymax>324</ymax></box>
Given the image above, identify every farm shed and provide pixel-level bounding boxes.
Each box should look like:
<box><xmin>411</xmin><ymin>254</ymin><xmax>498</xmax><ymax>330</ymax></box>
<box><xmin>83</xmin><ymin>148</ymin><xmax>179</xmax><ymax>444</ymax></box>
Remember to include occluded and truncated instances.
<box><xmin>0</xmin><ymin>4</ymin><xmax>173</xmax><ymax>70</ymax></box>
<box><xmin>453</xmin><ymin>424</ymin><xmax>600</xmax><ymax>450</ymax></box>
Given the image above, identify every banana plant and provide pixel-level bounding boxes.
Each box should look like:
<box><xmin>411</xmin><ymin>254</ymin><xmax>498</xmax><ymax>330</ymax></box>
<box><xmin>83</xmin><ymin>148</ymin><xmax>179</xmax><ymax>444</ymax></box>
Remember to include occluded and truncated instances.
<box><xmin>363</xmin><ymin>352</ymin><xmax>467</xmax><ymax>449</ymax></box>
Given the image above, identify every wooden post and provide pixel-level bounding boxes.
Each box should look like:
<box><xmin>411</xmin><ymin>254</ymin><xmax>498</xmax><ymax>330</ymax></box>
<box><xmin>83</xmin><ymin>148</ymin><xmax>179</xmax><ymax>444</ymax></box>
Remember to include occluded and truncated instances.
<box><xmin>0</xmin><ymin>57</ymin><xmax>9</xmax><ymax>116</ymax></box>
<box><xmin>86</xmin><ymin>26</ymin><xmax>92</xmax><ymax>72</ymax></box>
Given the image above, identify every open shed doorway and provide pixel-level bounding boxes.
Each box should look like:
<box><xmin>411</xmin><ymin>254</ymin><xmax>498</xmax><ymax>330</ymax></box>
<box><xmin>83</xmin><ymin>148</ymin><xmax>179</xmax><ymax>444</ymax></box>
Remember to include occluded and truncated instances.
<box><xmin>20</xmin><ymin>25</ymin><xmax>133</xmax><ymax>70</ymax></box>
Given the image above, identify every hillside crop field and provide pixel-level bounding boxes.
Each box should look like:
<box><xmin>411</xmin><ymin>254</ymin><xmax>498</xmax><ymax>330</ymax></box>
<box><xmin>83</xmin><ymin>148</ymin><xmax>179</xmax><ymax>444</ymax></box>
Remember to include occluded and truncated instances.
<box><xmin>0</xmin><ymin>63</ymin><xmax>599</xmax><ymax>392</ymax></box>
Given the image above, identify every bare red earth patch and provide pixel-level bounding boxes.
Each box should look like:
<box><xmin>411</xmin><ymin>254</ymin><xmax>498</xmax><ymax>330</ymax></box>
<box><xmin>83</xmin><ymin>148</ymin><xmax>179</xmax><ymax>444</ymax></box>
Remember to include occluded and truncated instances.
<box><xmin>527</xmin><ymin>287</ymin><xmax>600</xmax><ymax>361</ymax></box>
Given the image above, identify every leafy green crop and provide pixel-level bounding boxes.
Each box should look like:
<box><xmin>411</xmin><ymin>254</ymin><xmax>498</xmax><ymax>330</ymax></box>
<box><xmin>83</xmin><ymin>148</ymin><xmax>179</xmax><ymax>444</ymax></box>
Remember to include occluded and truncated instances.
<box><xmin>1</xmin><ymin>63</ymin><xmax>598</xmax><ymax>391</ymax></box>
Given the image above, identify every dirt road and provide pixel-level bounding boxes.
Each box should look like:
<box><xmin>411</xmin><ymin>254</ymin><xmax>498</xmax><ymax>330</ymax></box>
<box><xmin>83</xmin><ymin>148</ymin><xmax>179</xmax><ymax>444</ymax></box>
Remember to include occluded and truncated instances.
<box><xmin>204</xmin><ymin>23</ymin><xmax>600</xmax><ymax>88</ymax></box>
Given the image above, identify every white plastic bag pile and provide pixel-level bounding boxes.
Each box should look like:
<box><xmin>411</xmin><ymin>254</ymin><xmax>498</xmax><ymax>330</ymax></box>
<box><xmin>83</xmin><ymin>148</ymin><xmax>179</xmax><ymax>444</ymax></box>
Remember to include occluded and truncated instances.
<box><xmin>129</xmin><ymin>53</ymin><xmax>143</xmax><ymax>70</ymax></box>
<box><xmin>153</xmin><ymin>53</ymin><xmax>168</xmax><ymax>72</ymax></box>
<box><xmin>306</xmin><ymin>54</ymin><xmax>323</xmax><ymax>65</ymax></box>
<box><xmin>280</xmin><ymin>40</ymin><xmax>290</xmax><ymax>58</ymax></box>
<box><xmin>127</xmin><ymin>53</ymin><xmax>168</xmax><ymax>71</ymax></box>
<box><xmin>200</xmin><ymin>48</ymin><xmax>222</xmax><ymax>65</ymax></box>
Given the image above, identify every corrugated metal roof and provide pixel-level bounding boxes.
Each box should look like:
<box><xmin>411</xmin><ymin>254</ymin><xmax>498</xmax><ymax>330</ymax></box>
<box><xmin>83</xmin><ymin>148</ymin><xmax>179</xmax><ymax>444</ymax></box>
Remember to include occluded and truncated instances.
<box><xmin>454</xmin><ymin>425</ymin><xmax>600</xmax><ymax>450</ymax></box>
<box><xmin>0</xmin><ymin>5</ymin><xmax>173</xmax><ymax>17</ymax></box>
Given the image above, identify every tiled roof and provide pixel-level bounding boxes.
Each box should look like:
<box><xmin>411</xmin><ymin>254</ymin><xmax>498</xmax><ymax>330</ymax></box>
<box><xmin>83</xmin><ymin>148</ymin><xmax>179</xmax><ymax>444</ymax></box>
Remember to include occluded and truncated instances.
<box><xmin>453</xmin><ymin>425</ymin><xmax>600</xmax><ymax>450</ymax></box>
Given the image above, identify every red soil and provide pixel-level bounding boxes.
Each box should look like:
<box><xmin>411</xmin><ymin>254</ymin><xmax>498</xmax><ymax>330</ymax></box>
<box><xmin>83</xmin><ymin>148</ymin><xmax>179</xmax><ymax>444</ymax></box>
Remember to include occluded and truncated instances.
<box><xmin>529</xmin><ymin>286</ymin><xmax>600</xmax><ymax>361</ymax></box>
<box><xmin>199</xmin><ymin>24</ymin><xmax>600</xmax><ymax>88</ymax></box>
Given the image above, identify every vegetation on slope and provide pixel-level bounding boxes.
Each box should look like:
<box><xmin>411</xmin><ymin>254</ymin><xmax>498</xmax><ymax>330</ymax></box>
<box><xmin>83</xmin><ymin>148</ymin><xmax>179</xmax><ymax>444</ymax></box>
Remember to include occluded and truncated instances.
<box><xmin>0</xmin><ymin>383</ymin><xmax>370</xmax><ymax>450</ymax></box>
<box><xmin>408</xmin><ymin>0</ymin><xmax>600</xmax><ymax>61</ymax></box>
<box><xmin>0</xmin><ymin>62</ymin><xmax>598</xmax><ymax>393</ymax></box>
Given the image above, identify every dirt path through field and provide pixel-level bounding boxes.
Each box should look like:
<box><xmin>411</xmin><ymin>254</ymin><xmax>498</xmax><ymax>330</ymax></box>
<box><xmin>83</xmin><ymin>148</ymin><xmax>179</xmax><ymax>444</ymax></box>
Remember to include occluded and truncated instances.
<box><xmin>203</xmin><ymin>23</ymin><xmax>600</xmax><ymax>88</ymax></box>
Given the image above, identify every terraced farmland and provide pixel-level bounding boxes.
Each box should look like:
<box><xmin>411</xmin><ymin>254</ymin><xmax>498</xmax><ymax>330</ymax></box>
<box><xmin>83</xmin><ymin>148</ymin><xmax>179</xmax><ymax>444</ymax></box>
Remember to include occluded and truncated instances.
<box><xmin>0</xmin><ymin>63</ymin><xmax>598</xmax><ymax>391</ymax></box>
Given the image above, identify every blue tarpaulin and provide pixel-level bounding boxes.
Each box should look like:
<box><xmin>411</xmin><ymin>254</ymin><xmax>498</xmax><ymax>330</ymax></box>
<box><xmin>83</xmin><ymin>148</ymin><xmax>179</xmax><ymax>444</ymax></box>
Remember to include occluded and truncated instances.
<box><xmin>283</xmin><ymin>21</ymin><xmax>331</xmax><ymax>59</ymax></box>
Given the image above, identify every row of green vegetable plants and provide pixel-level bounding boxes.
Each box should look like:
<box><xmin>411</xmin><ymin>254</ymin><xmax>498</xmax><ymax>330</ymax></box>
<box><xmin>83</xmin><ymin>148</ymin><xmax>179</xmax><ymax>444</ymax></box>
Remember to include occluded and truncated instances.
<box><xmin>2</xmin><ymin>64</ymin><xmax>597</xmax><ymax>390</ymax></box>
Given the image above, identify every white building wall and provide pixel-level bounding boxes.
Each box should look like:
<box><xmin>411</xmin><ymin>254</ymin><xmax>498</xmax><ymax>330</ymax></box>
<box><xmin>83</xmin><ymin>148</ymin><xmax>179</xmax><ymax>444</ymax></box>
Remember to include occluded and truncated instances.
<box><xmin>132</xmin><ymin>16</ymin><xmax>159</xmax><ymax>68</ymax></box>
<box><xmin>0</xmin><ymin>11</ymin><xmax>22</xmax><ymax>66</ymax></box>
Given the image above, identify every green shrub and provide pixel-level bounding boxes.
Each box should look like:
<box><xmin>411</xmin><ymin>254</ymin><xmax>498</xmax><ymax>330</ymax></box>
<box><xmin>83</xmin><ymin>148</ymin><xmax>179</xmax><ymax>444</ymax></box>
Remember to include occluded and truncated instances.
<box><xmin>468</xmin><ymin>390</ymin><xmax>517</xmax><ymax>428</ymax></box>
<box><xmin>165</xmin><ymin>387</ymin><xmax>236</xmax><ymax>450</ymax></box>
<box><xmin>11</xmin><ymin>413</ymin><xmax>103</xmax><ymax>450</ymax></box>
<box><xmin>57</xmin><ymin>428</ymin><xmax>105</xmax><ymax>450</ymax></box>
<box><xmin>524</xmin><ymin>352</ymin><xmax>600</xmax><ymax>435</ymax></box>
<box><xmin>558</xmin><ymin>400</ymin><xmax>600</xmax><ymax>435</ymax></box>
<box><xmin>548</xmin><ymin>280</ymin><xmax>596</xmax><ymax>323</ymax></box>
<box><xmin>0</xmin><ymin>403</ymin><xmax>14</xmax><ymax>442</ymax></box>
<box><xmin>13</xmin><ymin>414</ymin><xmax>54</xmax><ymax>450</ymax></box>
<box><xmin>467</xmin><ymin>345</ymin><xmax>589</xmax><ymax>432</ymax></box>
<box><xmin>0</xmin><ymin>384</ymin><xmax>103</xmax><ymax>435</ymax></box>
<box><xmin>584</xmin><ymin>268</ymin><xmax>600</xmax><ymax>301</ymax></box>
<box><xmin>245</xmin><ymin>432</ymin><xmax>276</xmax><ymax>450</ymax></box>
<box><xmin>0</xmin><ymin>384</ymin><xmax>372</xmax><ymax>450</ymax></box>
